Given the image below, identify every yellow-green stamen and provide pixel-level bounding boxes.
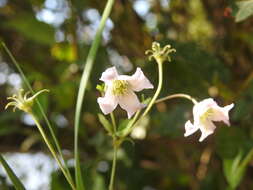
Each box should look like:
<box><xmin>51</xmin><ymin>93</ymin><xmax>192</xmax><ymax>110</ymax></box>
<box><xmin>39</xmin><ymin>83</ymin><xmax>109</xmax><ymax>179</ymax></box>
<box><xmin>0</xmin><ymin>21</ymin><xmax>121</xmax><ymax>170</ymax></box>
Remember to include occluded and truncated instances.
<box><xmin>112</xmin><ymin>80</ymin><xmax>129</xmax><ymax>96</ymax></box>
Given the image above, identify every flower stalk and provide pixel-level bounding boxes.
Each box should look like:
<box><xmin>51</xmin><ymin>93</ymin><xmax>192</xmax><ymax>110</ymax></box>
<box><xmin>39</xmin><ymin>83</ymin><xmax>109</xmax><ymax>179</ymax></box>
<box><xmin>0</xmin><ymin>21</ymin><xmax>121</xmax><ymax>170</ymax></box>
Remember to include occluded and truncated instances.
<box><xmin>5</xmin><ymin>89</ymin><xmax>76</xmax><ymax>189</ymax></box>
<box><xmin>109</xmin><ymin>141</ymin><xmax>118</xmax><ymax>190</ymax></box>
<box><xmin>155</xmin><ymin>93</ymin><xmax>198</xmax><ymax>105</ymax></box>
<box><xmin>30</xmin><ymin>114</ymin><xmax>76</xmax><ymax>190</ymax></box>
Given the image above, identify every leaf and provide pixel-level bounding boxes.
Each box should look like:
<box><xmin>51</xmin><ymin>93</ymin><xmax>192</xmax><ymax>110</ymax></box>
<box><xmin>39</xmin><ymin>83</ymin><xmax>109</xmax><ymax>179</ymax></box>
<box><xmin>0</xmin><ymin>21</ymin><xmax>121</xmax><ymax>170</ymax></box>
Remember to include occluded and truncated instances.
<box><xmin>235</xmin><ymin>0</ymin><xmax>253</xmax><ymax>22</ymax></box>
<box><xmin>98</xmin><ymin>114</ymin><xmax>113</xmax><ymax>134</ymax></box>
<box><xmin>3</xmin><ymin>13</ymin><xmax>55</xmax><ymax>45</ymax></box>
<box><xmin>223</xmin><ymin>151</ymin><xmax>247</xmax><ymax>189</ymax></box>
<box><xmin>0</xmin><ymin>155</ymin><xmax>25</xmax><ymax>190</ymax></box>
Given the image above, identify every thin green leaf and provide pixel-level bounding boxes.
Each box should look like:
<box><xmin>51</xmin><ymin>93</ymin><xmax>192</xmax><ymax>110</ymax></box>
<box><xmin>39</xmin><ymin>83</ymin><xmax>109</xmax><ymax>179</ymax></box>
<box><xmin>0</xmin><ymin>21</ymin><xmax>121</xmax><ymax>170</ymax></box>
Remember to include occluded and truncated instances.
<box><xmin>73</xmin><ymin>0</ymin><xmax>115</xmax><ymax>189</ymax></box>
<box><xmin>1</xmin><ymin>43</ymin><xmax>74</xmax><ymax>187</ymax></box>
<box><xmin>0</xmin><ymin>154</ymin><xmax>25</xmax><ymax>190</ymax></box>
<box><xmin>223</xmin><ymin>151</ymin><xmax>246</xmax><ymax>189</ymax></box>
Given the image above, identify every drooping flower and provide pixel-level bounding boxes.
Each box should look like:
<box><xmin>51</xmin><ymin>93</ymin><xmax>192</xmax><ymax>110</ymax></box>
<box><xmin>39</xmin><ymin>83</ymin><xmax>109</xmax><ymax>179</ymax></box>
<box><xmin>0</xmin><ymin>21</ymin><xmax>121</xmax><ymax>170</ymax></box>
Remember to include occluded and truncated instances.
<box><xmin>5</xmin><ymin>89</ymin><xmax>49</xmax><ymax>113</ymax></box>
<box><xmin>97</xmin><ymin>67</ymin><xmax>153</xmax><ymax>119</ymax></box>
<box><xmin>184</xmin><ymin>98</ymin><xmax>234</xmax><ymax>142</ymax></box>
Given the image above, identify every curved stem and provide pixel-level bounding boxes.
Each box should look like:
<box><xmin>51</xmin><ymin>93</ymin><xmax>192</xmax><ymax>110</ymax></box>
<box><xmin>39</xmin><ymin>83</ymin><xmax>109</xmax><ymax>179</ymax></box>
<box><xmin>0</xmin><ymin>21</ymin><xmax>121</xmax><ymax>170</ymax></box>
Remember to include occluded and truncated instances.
<box><xmin>30</xmin><ymin>114</ymin><xmax>76</xmax><ymax>190</ymax></box>
<box><xmin>1</xmin><ymin>42</ymin><xmax>73</xmax><ymax>185</ymax></box>
<box><xmin>142</xmin><ymin>60</ymin><xmax>163</xmax><ymax>117</ymax></box>
<box><xmin>155</xmin><ymin>93</ymin><xmax>198</xmax><ymax>105</ymax></box>
<box><xmin>109</xmin><ymin>144</ymin><xmax>118</xmax><ymax>190</ymax></box>
<box><xmin>73</xmin><ymin>0</ymin><xmax>115</xmax><ymax>189</ymax></box>
<box><xmin>122</xmin><ymin>60</ymin><xmax>163</xmax><ymax>138</ymax></box>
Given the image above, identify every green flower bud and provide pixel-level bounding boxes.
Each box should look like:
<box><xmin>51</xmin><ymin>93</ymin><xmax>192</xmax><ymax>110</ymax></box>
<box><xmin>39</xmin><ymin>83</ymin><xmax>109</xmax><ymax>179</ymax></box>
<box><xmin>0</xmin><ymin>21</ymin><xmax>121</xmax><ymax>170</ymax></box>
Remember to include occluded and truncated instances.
<box><xmin>5</xmin><ymin>89</ymin><xmax>49</xmax><ymax>113</ymax></box>
<box><xmin>145</xmin><ymin>42</ymin><xmax>176</xmax><ymax>63</ymax></box>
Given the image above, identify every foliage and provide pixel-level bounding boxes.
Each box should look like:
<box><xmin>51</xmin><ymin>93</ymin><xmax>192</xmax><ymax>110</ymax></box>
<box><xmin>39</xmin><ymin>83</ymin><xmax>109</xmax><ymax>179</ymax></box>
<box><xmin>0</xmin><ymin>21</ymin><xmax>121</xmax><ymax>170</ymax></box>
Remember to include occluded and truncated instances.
<box><xmin>1</xmin><ymin>0</ymin><xmax>253</xmax><ymax>190</ymax></box>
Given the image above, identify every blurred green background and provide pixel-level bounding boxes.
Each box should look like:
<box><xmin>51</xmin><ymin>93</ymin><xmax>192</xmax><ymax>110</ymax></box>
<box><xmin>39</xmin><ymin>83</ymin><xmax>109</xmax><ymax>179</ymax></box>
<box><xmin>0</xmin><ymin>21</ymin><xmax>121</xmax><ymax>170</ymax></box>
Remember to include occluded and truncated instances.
<box><xmin>1</xmin><ymin>0</ymin><xmax>253</xmax><ymax>189</ymax></box>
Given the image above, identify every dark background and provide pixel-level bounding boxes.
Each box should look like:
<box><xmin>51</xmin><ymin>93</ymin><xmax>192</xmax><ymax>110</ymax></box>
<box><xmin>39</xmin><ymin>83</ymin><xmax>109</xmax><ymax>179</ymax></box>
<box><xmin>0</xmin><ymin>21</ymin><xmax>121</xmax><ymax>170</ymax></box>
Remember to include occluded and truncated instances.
<box><xmin>0</xmin><ymin>0</ymin><xmax>253</xmax><ymax>189</ymax></box>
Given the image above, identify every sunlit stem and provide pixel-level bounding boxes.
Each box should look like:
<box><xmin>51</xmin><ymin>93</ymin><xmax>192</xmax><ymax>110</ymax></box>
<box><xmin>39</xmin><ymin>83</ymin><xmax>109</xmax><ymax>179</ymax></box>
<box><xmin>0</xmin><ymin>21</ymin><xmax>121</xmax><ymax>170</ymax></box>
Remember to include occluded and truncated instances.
<box><xmin>1</xmin><ymin>42</ymin><xmax>73</xmax><ymax>184</ymax></box>
<box><xmin>73</xmin><ymin>0</ymin><xmax>115</xmax><ymax>188</ymax></box>
<box><xmin>121</xmin><ymin>59</ymin><xmax>163</xmax><ymax>138</ymax></box>
<box><xmin>30</xmin><ymin>113</ymin><xmax>76</xmax><ymax>190</ymax></box>
<box><xmin>155</xmin><ymin>93</ymin><xmax>198</xmax><ymax>105</ymax></box>
<box><xmin>142</xmin><ymin>59</ymin><xmax>163</xmax><ymax>117</ymax></box>
<box><xmin>109</xmin><ymin>141</ymin><xmax>118</xmax><ymax>190</ymax></box>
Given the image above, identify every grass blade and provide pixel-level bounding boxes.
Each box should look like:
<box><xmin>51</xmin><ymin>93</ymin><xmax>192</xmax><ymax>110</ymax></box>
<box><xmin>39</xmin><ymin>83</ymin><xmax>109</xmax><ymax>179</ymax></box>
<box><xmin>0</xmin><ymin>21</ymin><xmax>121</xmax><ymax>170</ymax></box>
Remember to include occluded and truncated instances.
<box><xmin>1</xmin><ymin>42</ymin><xmax>74</xmax><ymax>187</ymax></box>
<box><xmin>73</xmin><ymin>0</ymin><xmax>115</xmax><ymax>189</ymax></box>
<box><xmin>0</xmin><ymin>154</ymin><xmax>25</xmax><ymax>190</ymax></box>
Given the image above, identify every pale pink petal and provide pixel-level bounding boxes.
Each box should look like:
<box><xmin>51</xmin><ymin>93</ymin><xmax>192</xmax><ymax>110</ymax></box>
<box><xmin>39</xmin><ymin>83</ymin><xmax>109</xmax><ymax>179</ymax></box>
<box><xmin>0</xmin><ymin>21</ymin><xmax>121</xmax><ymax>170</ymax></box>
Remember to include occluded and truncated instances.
<box><xmin>193</xmin><ymin>98</ymin><xmax>217</xmax><ymax>119</ymax></box>
<box><xmin>198</xmin><ymin>120</ymin><xmax>216</xmax><ymax>142</ymax></box>
<box><xmin>118</xmin><ymin>68</ymin><xmax>153</xmax><ymax>92</ymax></box>
<box><xmin>100</xmin><ymin>67</ymin><xmax>118</xmax><ymax>83</ymax></box>
<box><xmin>97</xmin><ymin>88</ymin><xmax>118</xmax><ymax>115</ymax></box>
<box><xmin>118</xmin><ymin>91</ymin><xmax>143</xmax><ymax>119</ymax></box>
<box><xmin>184</xmin><ymin>120</ymin><xmax>199</xmax><ymax>137</ymax></box>
<box><xmin>212</xmin><ymin>103</ymin><xmax>234</xmax><ymax>125</ymax></box>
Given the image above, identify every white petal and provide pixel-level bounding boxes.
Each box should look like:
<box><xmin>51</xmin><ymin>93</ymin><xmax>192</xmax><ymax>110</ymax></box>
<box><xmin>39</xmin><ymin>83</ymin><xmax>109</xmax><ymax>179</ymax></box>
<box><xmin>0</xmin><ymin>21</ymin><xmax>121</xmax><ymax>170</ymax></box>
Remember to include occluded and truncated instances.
<box><xmin>118</xmin><ymin>91</ymin><xmax>143</xmax><ymax>119</ymax></box>
<box><xmin>97</xmin><ymin>88</ymin><xmax>118</xmax><ymax>115</ymax></box>
<box><xmin>184</xmin><ymin>120</ymin><xmax>199</xmax><ymax>137</ymax></box>
<box><xmin>212</xmin><ymin>103</ymin><xmax>234</xmax><ymax>126</ymax></box>
<box><xmin>100</xmin><ymin>67</ymin><xmax>118</xmax><ymax>82</ymax></box>
<box><xmin>119</xmin><ymin>67</ymin><xmax>153</xmax><ymax>92</ymax></box>
<box><xmin>198</xmin><ymin>120</ymin><xmax>216</xmax><ymax>142</ymax></box>
<box><xmin>193</xmin><ymin>98</ymin><xmax>217</xmax><ymax>119</ymax></box>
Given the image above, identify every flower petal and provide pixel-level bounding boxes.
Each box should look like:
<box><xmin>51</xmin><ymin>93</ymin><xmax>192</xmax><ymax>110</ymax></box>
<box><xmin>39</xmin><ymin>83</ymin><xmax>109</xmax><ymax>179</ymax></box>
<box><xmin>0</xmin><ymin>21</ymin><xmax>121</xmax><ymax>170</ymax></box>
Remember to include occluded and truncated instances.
<box><xmin>118</xmin><ymin>91</ymin><xmax>143</xmax><ymax>119</ymax></box>
<box><xmin>212</xmin><ymin>103</ymin><xmax>234</xmax><ymax>125</ymax></box>
<box><xmin>198</xmin><ymin>120</ymin><xmax>216</xmax><ymax>142</ymax></box>
<box><xmin>119</xmin><ymin>67</ymin><xmax>153</xmax><ymax>92</ymax></box>
<box><xmin>193</xmin><ymin>98</ymin><xmax>217</xmax><ymax>119</ymax></box>
<box><xmin>100</xmin><ymin>67</ymin><xmax>118</xmax><ymax>83</ymax></box>
<box><xmin>184</xmin><ymin>120</ymin><xmax>199</xmax><ymax>137</ymax></box>
<box><xmin>97</xmin><ymin>88</ymin><xmax>118</xmax><ymax>115</ymax></box>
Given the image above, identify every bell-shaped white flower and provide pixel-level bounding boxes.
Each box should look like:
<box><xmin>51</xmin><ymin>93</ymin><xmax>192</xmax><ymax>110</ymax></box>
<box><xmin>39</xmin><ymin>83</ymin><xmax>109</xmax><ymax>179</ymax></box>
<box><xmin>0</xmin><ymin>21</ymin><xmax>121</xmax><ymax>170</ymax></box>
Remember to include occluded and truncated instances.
<box><xmin>184</xmin><ymin>98</ymin><xmax>234</xmax><ymax>142</ymax></box>
<box><xmin>97</xmin><ymin>67</ymin><xmax>153</xmax><ymax>118</ymax></box>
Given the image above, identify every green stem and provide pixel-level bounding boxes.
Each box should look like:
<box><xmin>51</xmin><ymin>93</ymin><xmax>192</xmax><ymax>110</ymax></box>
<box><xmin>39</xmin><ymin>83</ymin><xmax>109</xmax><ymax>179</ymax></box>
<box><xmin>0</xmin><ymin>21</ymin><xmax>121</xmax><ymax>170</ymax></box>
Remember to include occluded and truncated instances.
<box><xmin>109</xmin><ymin>144</ymin><xmax>118</xmax><ymax>190</ymax></box>
<box><xmin>155</xmin><ymin>93</ymin><xmax>198</xmax><ymax>105</ymax></box>
<box><xmin>30</xmin><ymin>113</ymin><xmax>76</xmax><ymax>190</ymax></box>
<box><xmin>1</xmin><ymin>42</ymin><xmax>73</xmax><ymax>184</ymax></box>
<box><xmin>110</xmin><ymin>113</ymin><xmax>117</xmax><ymax>133</ymax></box>
<box><xmin>122</xmin><ymin>60</ymin><xmax>163</xmax><ymax>138</ymax></box>
<box><xmin>142</xmin><ymin>60</ymin><xmax>163</xmax><ymax>117</ymax></box>
<box><xmin>73</xmin><ymin>0</ymin><xmax>115</xmax><ymax>189</ymax></box>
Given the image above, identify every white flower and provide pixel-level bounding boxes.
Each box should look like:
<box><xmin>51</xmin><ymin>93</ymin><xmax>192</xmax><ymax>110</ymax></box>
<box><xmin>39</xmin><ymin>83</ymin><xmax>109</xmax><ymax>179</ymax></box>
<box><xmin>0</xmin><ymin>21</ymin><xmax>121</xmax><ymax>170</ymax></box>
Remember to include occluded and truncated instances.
<box><xmin>97</xmin><ymin>67</ymin><xmax>153</xmax><ymax>118</ymax></box>
<box><xmin>184</xmin><ymin>98</ymin><xmax>234</xmax><ymax>142</ymax></box>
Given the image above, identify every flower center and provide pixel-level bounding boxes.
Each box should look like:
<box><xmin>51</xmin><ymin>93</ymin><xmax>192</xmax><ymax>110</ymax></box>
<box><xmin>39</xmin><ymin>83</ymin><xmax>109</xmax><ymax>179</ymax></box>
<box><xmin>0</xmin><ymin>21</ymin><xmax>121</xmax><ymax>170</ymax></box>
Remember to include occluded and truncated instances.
<box><xmin>200</xmin><ymin>108</ymin><xmax>213</xmax><ymax>122</ymax></box>
<box><xmin>112</xmin><ymin>80</ymin><xmax>129</xmax><ymax>96</ymax></box>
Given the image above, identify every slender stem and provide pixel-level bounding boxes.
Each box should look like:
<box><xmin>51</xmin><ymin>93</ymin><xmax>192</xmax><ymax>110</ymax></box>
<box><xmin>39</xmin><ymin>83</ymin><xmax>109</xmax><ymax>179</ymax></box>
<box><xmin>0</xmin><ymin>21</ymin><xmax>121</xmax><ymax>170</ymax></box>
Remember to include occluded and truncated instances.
<box><xmin>122</xmin><ymin>60</ymin><xmax>163</xmax><ymax>138</ymax></box>
<box><xmin>1</xmin><ymin>42</ymin><xmax>73</xmax><ymax>184</ymax></box>
<box><xmin>74</xmin><ymin>0</ymin><xmax>115</xmax><ymax>188</ymax></box>
<box><xmin>142</xmin><ymin>60</ymin><xmax>163</xmax><ymax>117</ymax></box>
<box><xmin>109</xmin><ymin>144</ymin><xmax>118</xmax><ymax>190</ymax></box>
<box><xmin>122</xmin><ymin>110</ymin><xmax>141</xmax><ymax>138</ymax></box>
<box><xmin>30</xmin><ymin>114</ymin><xmax>76</xmax><ymax>190</ymax></box>
<box><xmin>155</xmin><ymin>93</ymin><xmax>198</xmax><ymax>105</ymax></box>
<box><xmin>110</xmin><ymin>113</ymin><xmax>117</xmax><ymax>133</ymax></box>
